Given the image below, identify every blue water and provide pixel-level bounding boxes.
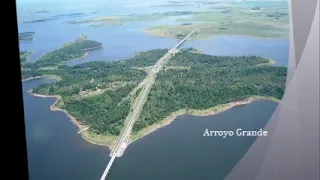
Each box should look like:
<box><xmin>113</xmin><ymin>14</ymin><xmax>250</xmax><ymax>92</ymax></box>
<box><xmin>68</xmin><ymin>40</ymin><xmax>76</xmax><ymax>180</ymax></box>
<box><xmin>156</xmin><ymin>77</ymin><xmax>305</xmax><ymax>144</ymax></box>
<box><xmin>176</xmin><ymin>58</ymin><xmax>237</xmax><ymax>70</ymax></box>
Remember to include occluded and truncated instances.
<box><xmin>17</xmin><ymin>0</ymin><xmax>289</xmax><ymax>66</ymax></box>
<box><xmin>19</xmin><ymin>19</ymin><xmax>289</xmax><ymax>66</ymax></box>
<box><xmin>23</xmin><ymin>78</ymin><xmax>278</xmax><ymax>180</ymax></box>
<box><xmin>23</xmin><ymin>78</ymin><xmax>110</xmax><ymax>180</ymax></box>
<box><xmin>184</xmin><ymin>36</ymin><xmax>289</xmax><ymax>66</ymax></box>
<box><xmin>18</xmin><ymin>1</ymin><xmax>288</xmax><ymax>179</ymax></box>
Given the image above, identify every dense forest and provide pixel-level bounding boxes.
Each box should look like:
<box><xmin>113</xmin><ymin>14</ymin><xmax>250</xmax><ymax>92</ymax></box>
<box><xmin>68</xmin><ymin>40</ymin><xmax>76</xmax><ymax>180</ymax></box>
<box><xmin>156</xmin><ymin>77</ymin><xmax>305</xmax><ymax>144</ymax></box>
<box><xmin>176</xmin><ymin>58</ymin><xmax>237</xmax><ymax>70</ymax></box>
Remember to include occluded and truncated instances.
<box><xmin>124</xmin><ymin>49</ymin><xmax>168</xmax><ymax>67</ymax></box>
<box><xmin>31</xmin><ymin>61</ymin><xmax>146</xmax><ymax>135</ymax></box>
<box><xmin>132</xmin><ymin>48</ymin><xmax>287</xmax><ymax>132</ymax></box>
<box><xmin>23</xmin><ymin>38</ymin><xmax>102</xmax><ymax>69</ymax></box>
<box><xmin>26</xmin><ymin>49</ymin><xmax>169</xmax><ymax>135</ymax></box>
<box><xmin>25</xmin><ymin>45</ymin><xmax>287</xmax><ymax>136</ymax></box>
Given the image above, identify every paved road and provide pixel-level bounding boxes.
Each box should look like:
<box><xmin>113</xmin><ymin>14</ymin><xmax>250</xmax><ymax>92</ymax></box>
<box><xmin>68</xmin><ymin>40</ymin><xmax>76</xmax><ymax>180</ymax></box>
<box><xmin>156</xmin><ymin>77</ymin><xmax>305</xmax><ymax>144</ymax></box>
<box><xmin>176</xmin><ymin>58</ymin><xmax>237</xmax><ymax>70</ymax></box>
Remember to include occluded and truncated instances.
<box><xmin>110</xmin><ymin>76</ymin><xmax>154</xmax><ymax>157</ymax></box>
<box><xmin>99</xmin><ymin>27</ymin><xmax>204</xmax><ymax>180</ymax></box>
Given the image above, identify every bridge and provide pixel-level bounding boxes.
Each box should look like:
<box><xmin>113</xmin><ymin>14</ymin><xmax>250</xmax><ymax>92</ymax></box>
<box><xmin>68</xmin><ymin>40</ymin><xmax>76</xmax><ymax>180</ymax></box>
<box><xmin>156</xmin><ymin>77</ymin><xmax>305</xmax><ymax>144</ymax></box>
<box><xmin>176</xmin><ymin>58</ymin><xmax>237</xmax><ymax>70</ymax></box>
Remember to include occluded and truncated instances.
<box><xmin>99</xmin><ymin>27</ymin><xmax>202</xmax><ymax>180</ymax></box>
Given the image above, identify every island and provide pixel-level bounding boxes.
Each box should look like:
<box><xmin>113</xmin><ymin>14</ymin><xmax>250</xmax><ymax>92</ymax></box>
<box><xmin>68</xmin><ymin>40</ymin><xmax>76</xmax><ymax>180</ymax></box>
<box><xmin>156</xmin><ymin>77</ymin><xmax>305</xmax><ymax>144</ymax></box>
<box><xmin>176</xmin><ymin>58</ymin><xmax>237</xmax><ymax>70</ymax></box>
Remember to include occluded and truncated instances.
<box><xmin>35</xmin><ymin>10</ymin><xmax>50</xmax><ymax>14</ymax></box>
<box><xmin>22</xmin><ymin>35</ymin><xmax>102</xmax><ymax>70</ymax></box>
<box><xmin>19</xmin><ymin>32</ymin><xmax>36</xmax><ymax>42</ymax></box>
<box><xmin>20</xmin><ymin>12</ymin><xmax>89</xmax><ymax>24</ymax></box>
<box><xmin>22</xmin><ymin>36</ymin><xmax>287</xmax><ymax>147</ymax></box>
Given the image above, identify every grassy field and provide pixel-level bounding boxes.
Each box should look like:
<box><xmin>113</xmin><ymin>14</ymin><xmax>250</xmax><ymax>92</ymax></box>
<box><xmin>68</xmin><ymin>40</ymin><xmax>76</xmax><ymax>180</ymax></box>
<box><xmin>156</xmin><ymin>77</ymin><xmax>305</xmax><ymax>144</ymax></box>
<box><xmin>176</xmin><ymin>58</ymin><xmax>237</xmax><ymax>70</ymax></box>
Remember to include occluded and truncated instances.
<box><xmin>145</xmin><ymin>2</ymin><xmax>289</xmax><ymax>39</ymax></box>
<box><xmin>82</xmin><ymin>131</ymin><xmax>118</xmax><ymax>148</ymax></box>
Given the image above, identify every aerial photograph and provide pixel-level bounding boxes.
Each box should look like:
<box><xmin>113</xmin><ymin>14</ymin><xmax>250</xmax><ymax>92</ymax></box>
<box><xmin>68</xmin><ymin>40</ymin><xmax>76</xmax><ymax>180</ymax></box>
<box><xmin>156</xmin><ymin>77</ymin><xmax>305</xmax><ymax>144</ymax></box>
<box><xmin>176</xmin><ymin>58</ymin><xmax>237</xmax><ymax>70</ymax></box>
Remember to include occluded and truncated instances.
<box><xmin>18</xmin><ymin>0</ymin><xmax>289</xmax><ymax>179</ymax></box>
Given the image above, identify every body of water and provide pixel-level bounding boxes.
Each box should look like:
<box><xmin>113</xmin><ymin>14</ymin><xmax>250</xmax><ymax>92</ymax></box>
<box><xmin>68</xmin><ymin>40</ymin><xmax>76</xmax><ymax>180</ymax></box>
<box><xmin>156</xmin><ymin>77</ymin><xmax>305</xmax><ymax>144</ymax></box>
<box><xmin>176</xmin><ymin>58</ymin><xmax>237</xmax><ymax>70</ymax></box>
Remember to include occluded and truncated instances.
<box><xmin>19</xmin><ymin>1</ymin><xmax>285</xmax><ymax>180</ymax></box>
<box><xmin>19</xmin><ymin>19</ymin><xmax>289</xmax><ymax>66</ymax></box>
<box><xmin>23</xmin><ymin>78</ymin><xmax>278</xmax><ymax>180</ymax></box>
<box><xmin>23</xmin><ymin>79</ymin><xmax>110</xmax><ymax>180</ymax></box>
<box><xmin>18</xmin><ymin>2</ymin><xmax>289</xmax><ymax>66</ymax></box>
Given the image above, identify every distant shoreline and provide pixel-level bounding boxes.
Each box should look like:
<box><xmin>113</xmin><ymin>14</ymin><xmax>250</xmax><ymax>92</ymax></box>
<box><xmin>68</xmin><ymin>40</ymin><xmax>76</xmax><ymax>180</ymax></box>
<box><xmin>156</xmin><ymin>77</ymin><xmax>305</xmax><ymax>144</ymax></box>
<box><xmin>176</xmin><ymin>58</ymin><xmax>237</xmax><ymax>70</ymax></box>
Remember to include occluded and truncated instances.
<box><xmin>22</xmin><ymin>76</ymin><xmax>43</xmax><ymax>82</ymax></box>
<box><xmin>22</xmin><ymin>75</ymin><xmax>61</xmax><ymax>82</ymax></box>
<box><xmin>81</xmin><ymin>45</ymin><xmax>103</xmax><ymax>51</ymax></box>
<box><xmin>143</xmin><ymin>29</ymin><xmax>288</xmax><ymax>41</ymax></box>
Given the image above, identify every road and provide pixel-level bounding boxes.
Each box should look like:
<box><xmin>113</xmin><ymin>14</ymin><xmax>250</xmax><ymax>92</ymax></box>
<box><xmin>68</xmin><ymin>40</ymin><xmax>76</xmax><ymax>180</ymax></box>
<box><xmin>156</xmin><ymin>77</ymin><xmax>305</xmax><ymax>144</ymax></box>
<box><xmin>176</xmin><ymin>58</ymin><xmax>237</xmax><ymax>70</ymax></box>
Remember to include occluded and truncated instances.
<box><xmin>100</xmin><ymin>27</ymin><xmax>204</xmax><ymax>180</ymax></box>
<box><xmin>110</xmin><ymin>76</ymin><xmax>154</xmax><ymax>157</ymax></box>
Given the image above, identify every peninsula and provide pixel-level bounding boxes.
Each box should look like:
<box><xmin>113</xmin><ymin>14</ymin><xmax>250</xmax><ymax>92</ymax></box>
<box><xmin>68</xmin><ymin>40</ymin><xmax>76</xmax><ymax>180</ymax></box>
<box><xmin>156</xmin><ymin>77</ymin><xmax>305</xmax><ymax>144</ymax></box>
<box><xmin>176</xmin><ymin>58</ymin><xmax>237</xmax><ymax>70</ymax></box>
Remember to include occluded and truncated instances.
<box><xmin>22</xmin><ymin>37</ymin><xmax>287</xmax><ymax>147</ymax></box>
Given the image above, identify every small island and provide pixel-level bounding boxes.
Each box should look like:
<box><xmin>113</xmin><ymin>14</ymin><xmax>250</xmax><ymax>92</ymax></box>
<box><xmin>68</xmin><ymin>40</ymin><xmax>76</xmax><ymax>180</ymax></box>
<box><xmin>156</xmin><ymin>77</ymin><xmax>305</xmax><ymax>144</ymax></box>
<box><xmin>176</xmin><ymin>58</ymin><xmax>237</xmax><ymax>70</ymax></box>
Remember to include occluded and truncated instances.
<box><xmin>19</xmin><ymin>32</ymin><xmax>36</xmax><ymax>42</ymax></box>
<box><xmin>22</xmin><ymin>36</ymin><xmax>287</xmax><ymax>147</ymax></box>
<box><xmin>35</xmin><ymin>10</ymin><xmax>50</xmax><ymax>14</ymax></box>
<box><xmin>22</xmin><ymin>35</ymin><xmax>102</xmax><ymax>70</ymax></box>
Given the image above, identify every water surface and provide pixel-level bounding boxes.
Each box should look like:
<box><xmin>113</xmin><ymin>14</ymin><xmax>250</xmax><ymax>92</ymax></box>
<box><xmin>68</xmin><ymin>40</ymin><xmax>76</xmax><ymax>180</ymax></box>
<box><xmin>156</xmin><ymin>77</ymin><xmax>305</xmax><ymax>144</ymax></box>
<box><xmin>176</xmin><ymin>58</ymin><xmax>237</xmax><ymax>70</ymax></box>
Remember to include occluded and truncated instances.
<box><xmin>108</xmin><ymin>100</ymin><xmax>278</xmax><ymax>180</ymax></box>
<box><xmin>19</xmin><ymin>2</ymin><xmax>285</xmax><ymax>179</ymax></box>
<box><xmin>23</xmin><ymin>78</ymin><xmax>278</xmax><ymax>180</ymax></box>
<box><xmin>23</xmin><ymin>78</ymin><xmax>110</xmax><ymax>180</ymax></box>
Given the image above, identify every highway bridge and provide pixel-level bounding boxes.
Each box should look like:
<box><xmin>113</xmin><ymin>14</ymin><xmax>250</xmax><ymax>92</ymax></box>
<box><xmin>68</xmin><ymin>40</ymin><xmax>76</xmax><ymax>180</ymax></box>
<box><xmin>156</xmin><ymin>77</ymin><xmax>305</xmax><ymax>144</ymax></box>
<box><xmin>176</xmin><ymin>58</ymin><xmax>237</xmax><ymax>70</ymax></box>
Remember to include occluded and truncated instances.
<box><xmin>99</xmin><ymin>27</ymin><xmax>201</xmax><ymax>180</ymax></box>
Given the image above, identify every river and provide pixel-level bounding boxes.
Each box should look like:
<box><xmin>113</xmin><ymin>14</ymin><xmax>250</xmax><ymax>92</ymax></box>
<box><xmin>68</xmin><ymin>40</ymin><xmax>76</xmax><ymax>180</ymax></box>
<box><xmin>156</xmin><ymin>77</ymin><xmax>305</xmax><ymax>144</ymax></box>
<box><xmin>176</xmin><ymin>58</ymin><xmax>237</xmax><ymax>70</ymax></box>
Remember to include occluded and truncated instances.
<box><xmin>23</xmin><ymin>78</ymin><xmax>278</xmax><ymax>180</ymax></box>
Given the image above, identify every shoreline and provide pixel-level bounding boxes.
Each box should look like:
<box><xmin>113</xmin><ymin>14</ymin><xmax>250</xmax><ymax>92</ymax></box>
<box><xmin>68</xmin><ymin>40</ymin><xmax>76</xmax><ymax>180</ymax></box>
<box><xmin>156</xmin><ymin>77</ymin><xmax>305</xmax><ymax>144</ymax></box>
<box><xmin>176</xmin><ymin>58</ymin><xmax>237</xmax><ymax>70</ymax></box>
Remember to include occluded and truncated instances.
<box><xmin>143</xmin><ymin>29</ymin><xmax>288</xmax><ymax>41</ymax></box>
<box><xmin>27</xmin><ymin>85</ymin><xmax>280</xmax><ymax>149</ymax></box>
<box><xmin>256</xmin><ymin>58</ymin><xmax>276</xmax><ymax>66</ymax></box>
<box><xmin>81</xmin><ymin>45</ymin><xmax>103</xmax><ymax>51</ymax></box>
<box><xmin>29</xmin><ymin>92</ymin><xmax>85</xmax><ymax>131</ymax></box>
<box><xmin>22</xmin><ymin>75</ymin><xmax>61</xmax><ymax>82</ymax></box>
<box><xmin>130</xmin><ymin>96</ymin><xmax>280</xmax><ymax>144</ymax></box>
<box><xmin>60</xmin><ymin>52</ymin><xmax>89</xmax><ymax>64</ymax></box>
<box><xmin>22</xmin><ymin>76</ymin><xmax>44</xmax><ymax>82</ymax></box>
<box><xmin>28</xmin><ymin>90</ymin><xmax>114</xmax><ymax>148</ymax></box>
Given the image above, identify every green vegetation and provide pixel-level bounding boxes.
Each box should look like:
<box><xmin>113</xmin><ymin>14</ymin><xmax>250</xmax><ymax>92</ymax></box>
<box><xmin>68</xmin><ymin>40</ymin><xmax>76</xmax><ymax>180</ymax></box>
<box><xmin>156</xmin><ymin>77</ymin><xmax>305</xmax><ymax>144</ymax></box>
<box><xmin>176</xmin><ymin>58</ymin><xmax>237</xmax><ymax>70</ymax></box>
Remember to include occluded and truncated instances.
<box><xmin>20</xmin><ymin>51</ymin><xmax>33</xmax><ymax>64</ymax></box>
<box><xmin>65</xmin><ymin>16</ymin><xmax>124</xmax><ymax>26</ymax></box>
<box><xmin>24</xmin><ymin>43</ymin><xmax>286</xmax><ymax>138</ymax></box>
<box><xmin>145</xmin><ymin>1</ymin><xmax>289</xmax><ymax>39</ymax></box>
<box><xmin>65</xmin><ymin>11</ymin><xmax>199</xmax><ymax>26</ymax></box>
<box><xmin>23</xmin><ymin>35</ymin><xmax>102</xmax><ymax>69</ymax></box>
<box><xmin>63</xmin><ymin>1</ymin><xmax>288</xmax><ymax>39</ymax></box>
<box><xmin>30</xmin><ymin>61</ymin><xmax>146</xmax><ymax>135</ymax></box>
<box><xmin>133</xmin><ymin>48</ymin><xmax>287</xmax><ymax>132</ymax></box>
<box><xmin>22</xmin><ymin>13</ymin><xmax>88</xmax><ymax>23</ymax></box>
<box><xmin>24</xmin><ymin>49</ymin><xmax>169</xmax><ymax>135</ymax></box>
<box><xmin>19</xmin><ymin>32</ymin><xmax>35</xmax><ymax>41</ymax></box>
